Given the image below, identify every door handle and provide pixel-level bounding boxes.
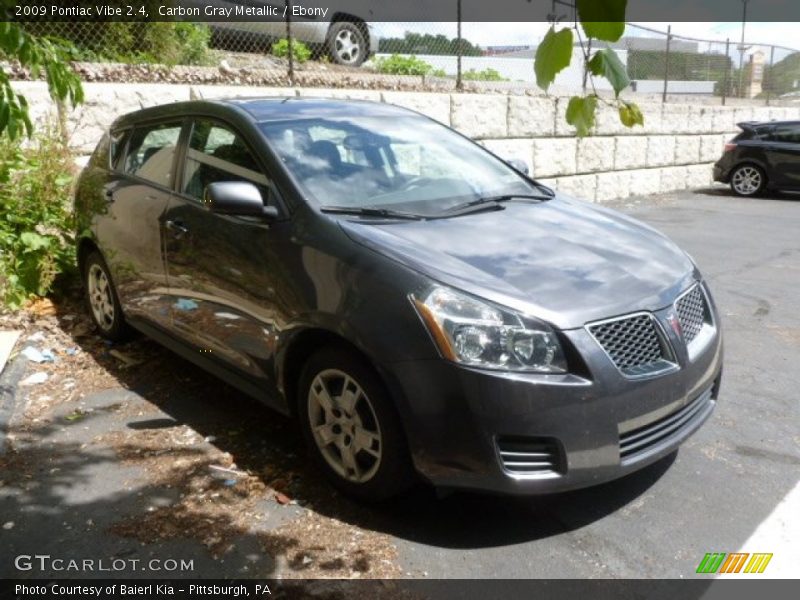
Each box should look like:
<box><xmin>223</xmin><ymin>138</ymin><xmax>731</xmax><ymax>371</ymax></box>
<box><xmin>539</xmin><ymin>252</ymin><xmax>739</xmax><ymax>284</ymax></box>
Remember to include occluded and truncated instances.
<box><xmin>165</xmin><ymin>220</ymin><xmax>189</xmax><ymax>238</ymax></box>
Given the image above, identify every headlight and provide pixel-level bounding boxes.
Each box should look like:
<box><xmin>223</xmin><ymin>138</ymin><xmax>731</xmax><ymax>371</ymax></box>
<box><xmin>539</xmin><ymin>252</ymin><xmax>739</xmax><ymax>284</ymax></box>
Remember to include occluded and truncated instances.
<box><xmin>412</xmin><ymin>286</ymin><xmax>567</xmax><ymax>373</ymax></box>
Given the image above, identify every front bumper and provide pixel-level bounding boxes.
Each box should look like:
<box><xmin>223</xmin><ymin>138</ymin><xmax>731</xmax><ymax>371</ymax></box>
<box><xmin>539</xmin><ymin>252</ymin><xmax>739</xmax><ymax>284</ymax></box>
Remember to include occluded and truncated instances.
<box><xmin>386</xmin><ymin>304</ymin><xmax>723</xmax><ymax>495</ymax></box>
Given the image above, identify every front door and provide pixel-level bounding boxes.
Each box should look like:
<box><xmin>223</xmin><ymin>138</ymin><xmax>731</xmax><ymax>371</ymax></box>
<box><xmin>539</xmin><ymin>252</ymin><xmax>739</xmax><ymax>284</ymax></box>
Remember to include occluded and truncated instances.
<box><xmin>162</xmin><ymin>118</ymin><xmax>291</xmax><ymax>398</ymax></box>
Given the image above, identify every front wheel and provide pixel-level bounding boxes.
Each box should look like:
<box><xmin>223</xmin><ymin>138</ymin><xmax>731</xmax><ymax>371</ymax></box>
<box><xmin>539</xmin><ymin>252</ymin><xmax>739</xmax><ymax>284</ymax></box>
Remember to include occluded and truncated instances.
<box><xmin>298</xmin><ymin>346</ymin><xmax>413</xmax><ymax>501</ymax></box>
<box><xmin>730</xmin><ymin>164</ymin><xmax>766</xmax><ymax>196</ymax></box>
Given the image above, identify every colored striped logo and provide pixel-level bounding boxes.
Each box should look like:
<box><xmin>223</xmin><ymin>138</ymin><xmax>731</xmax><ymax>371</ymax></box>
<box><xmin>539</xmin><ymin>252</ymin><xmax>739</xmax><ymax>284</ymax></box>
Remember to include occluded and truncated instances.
<box><xmin>696</xmin><ymin>552</ymin><xmax>773</xmax><ymax>574</ymax></box>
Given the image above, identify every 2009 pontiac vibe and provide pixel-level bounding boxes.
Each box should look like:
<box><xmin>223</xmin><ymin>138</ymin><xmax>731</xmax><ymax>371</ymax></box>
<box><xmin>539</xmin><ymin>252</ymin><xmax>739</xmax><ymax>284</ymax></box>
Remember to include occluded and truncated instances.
<box><xmin>74</xmin><ymin>98</ymin><xmax>723</xmax><ymax>501</ymax></box>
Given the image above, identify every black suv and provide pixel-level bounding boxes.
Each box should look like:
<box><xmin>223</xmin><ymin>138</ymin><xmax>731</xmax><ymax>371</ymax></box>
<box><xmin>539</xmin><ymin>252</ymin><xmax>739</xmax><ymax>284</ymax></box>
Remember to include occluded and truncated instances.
<box><xmin>714</xmin><ymin>120</ymin><xmax>800</xmax><ymax>196</ymax></box>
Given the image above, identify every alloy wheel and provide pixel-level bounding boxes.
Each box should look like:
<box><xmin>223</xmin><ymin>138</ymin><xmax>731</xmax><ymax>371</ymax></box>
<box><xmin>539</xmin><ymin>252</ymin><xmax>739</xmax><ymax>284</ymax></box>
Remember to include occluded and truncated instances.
<box><xmin>334</xmin><ymin>29</ymin><xmax>362</xmax><ymax>65</ymax></box>
<box><xmin>87</xmin><ymin>263</ymin><xmax>115</xmax><ymax>331</ymax></box>
<box><xmin>307</xmin><ymin>368</ymin><xmax>382</xmax><ymax>483</ymax></box>
<box><xmin>732</xmin><ymin>166</ymin><xmax>762</xmax><ymax>195</ymax></box>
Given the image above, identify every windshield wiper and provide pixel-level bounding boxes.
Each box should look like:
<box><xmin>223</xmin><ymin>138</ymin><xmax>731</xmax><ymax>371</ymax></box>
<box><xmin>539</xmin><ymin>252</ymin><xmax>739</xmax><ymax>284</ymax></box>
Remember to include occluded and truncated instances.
<box><xmin>320</xmin><ymin>206</ymin><xmax>423</xmax><ymax>220</ymax></box>
<box><xmin>442</xmin><ymin>193</ymin><xmax>552</xmax><ymax>215</ymax></box>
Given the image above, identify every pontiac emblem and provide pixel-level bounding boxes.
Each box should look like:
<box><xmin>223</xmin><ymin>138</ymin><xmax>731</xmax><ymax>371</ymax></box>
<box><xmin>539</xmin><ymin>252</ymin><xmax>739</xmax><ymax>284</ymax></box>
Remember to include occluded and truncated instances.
<box><xmin>667</xmin><ymin>313</ymin><xmax>683</xmax><ymax>338</ymax></box>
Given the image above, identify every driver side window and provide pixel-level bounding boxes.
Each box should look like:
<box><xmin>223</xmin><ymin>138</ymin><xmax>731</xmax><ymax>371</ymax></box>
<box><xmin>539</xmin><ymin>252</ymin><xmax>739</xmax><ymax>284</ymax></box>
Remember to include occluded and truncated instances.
<box><xmin>182</xmin><ymin>120</ymin><xmax>274</xmax><ymax>205</ymax></box>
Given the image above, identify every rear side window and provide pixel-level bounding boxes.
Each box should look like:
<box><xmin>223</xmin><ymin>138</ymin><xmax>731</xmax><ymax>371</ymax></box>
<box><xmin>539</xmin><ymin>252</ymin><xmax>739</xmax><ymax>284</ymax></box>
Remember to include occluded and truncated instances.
<box><xmin>109</xmin><ymin>129</ymin><xmax>129</xmax><ymax>169</ymax></box>
<box><xmin>182</xmin><ymin>119</ymin><xmax>272</xmax><ymax>203</ymax></box>
<box><xmin>123</xmin><ymin>122</ymin><xmax>183</xmax><ymax>187</ymax></box>
<box><xmin>768</xmin><ymin>125</ymin><xmax>800</xmax><ymax>143</ymax></box>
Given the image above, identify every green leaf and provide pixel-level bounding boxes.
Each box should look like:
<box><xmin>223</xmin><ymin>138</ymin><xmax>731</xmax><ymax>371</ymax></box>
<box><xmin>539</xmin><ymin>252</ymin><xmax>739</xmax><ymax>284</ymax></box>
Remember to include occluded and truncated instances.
<box><xmin>588</xmin><ymin>48</ymin><xmax>630</xmax><ymax>97</ymax></box>
<box><xmin>619</xmin><ymin>102</ymin><xmax>645</xmax><ymax>128</ymax></box>
<box><xmin>566</xmin><ymin>95</ymin><xmax>598</xmax><ymax>137</ymax></box>
<box><xmin>19</xmin><ymin>232</ymin><xmax>50</xmax><ymax>251</ymax></box>
<box><xmin>577</xmin><ymin>0</ymin><xmax>627</xmax><ymax>42</ymax></box>
<box><xmin>534</xmin><ymin>27</ymin><xmax>574</xmax><ymax>91</ymax></box>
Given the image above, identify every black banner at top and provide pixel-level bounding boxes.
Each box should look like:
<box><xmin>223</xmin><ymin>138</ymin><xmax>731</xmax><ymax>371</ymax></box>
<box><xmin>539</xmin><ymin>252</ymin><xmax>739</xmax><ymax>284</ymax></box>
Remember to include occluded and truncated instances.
<box><xmin>5</xmin><ymin>0</ymin><xmax>800</xmax><ymax>23</ymax></box>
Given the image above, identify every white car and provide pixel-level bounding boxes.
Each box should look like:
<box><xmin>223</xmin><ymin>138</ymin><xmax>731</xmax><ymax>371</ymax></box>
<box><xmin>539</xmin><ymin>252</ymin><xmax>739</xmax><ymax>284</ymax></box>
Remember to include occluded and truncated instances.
<box><xmin>189</xmin><ymin>0</ymin><xmax>379</xmax><ymax>66</ymax></box>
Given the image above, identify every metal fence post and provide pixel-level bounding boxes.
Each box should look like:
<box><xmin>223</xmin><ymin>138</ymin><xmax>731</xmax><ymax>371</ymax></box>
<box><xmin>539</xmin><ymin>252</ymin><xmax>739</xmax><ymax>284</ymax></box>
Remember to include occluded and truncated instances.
<box><xmin>456</xmin><ymin>0</ymin><xmax>463</xmax><ymax>91</ymax></box>
<box><xmin>285</xmin><ymin>0</ymin><xmax>295</xmax><ymax>85</ymax></box>
<box><xmin>765</xmin><ymin>45</ymin><xmax>775</xmax><ymax>105</ymax></box>
<box><xmin>722</xmin><ymin>38</ymin><xmax>730</xmax><ymax>105</ymax></box>
<box><xmin>662</xmin><ymin>25</ymin><xmax>671</xmax><ymax>103</ymax></box>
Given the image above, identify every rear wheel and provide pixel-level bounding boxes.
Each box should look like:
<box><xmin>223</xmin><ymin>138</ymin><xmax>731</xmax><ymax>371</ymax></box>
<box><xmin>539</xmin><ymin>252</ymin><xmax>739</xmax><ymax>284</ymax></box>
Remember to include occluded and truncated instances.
<box><xmin>82</xmin><ymin>251</ymin><xmax>131</xmax><ymax>342</ymax></box>
<box><xmin>730</xmin><ymin>164</ymin><xmax>766</xmax><ymax>196</ymax></box>
<box><xmin>327</xmin><ymin>22</ymin><xmax>368</xmax><ymax>67</ymax></box>
<box><xmin>298</xmin><ymin>346</ymin><xmax>413</xmax><ymax>501</ymax></box>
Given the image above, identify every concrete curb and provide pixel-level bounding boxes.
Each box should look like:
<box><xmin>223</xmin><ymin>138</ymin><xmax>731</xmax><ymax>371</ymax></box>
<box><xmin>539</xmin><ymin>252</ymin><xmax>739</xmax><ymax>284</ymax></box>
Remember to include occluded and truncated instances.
<box><xmin>0</xmin><ymin>356</ymin><xmax>28</xmax><ymax>455</ymax></box>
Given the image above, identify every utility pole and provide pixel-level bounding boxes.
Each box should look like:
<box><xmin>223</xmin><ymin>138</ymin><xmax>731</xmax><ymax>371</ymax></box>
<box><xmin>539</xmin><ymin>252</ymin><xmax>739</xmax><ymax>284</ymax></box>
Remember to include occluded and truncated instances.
<box><xmin>662</xmin><ymin>25</ymin><xmax>672</xmax><ymax>103</ymax></box>
<box><xmin>737</xmin><ymin>0</ymin><xmax>750</xmax><ymax>98</ymax></box>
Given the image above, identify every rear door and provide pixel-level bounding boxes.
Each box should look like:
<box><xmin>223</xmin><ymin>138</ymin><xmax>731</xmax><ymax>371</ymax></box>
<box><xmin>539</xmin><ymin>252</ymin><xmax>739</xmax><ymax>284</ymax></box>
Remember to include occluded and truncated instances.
<box><xmin>96</xmin><ymin>120</ymin><xmax>184</xmax><ymax>328</ymax></box>
<box><xmin>162</xmin><ymin>116</ymin><xmax>289</xmax><ymax>399</ymax></box>
<box><xmin>763</xmin><ymin>123</ymin><xmax>800</xmax><ymax>188</ymax></box>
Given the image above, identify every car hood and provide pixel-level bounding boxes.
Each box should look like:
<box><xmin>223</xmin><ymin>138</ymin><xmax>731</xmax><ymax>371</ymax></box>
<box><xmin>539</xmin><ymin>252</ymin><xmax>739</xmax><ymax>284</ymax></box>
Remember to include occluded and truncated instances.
<box><xmin>338</xmin><ymin>196</ymin><xmax>697</xmax><ymax>330</ymax></box>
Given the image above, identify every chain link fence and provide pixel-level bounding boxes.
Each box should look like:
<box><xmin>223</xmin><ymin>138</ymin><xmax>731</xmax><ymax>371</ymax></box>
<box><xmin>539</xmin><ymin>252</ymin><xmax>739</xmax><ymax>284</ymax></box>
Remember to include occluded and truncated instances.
<box><xmin>15</xmin><ymin>18</ymin><xmax>800</xmax><ymax>104</ymax></box>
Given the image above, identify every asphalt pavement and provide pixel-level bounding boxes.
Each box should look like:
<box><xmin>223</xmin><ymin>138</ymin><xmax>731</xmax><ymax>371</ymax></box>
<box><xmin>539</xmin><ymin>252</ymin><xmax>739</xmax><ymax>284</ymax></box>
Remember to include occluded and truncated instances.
<box><xmin>2</xmin><ymin>186</ymin><xmax>798</xmax><ymax>580</ymax></box>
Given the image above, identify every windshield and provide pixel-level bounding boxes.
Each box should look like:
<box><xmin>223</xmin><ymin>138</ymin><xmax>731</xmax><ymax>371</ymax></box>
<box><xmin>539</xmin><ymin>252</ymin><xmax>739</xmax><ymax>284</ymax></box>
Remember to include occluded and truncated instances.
<box><xmin>258</xmin><ymin>116</ymin><xmax>545</xmax><ymax>215</ymax></box>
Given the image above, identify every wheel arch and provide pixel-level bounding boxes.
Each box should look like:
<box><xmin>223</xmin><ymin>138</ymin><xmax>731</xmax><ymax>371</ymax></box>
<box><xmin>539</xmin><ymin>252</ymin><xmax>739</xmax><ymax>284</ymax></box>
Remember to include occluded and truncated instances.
<box><xmin>77</xmin><ymin>236</ymin><xmax>100</xmax><ymax>274</ymax></box>
<box><xmin>732</xmin><ymin>159</ymin><xmax>769</xmax><ymax>179</ymax></box>
<box><xmin>279</xmin><ymin>327</ymin><xmax>379</xmax><ymax>418</ymax></box>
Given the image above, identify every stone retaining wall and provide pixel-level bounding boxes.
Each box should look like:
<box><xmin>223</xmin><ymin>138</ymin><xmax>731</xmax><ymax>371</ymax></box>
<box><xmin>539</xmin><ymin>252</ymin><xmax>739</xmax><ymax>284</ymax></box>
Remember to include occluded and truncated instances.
<box><xmin>14</xmin><ymin>81</ymin><xmax>800</xmax><ymax>202</ymax></box>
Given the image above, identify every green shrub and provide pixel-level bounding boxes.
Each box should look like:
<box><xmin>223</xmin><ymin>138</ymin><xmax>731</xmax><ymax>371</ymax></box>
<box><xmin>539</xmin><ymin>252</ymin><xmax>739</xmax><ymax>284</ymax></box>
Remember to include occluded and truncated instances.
<box><xmin>271</xmin><ymin>39</ymin><xmax>312</xmax><ymax>63</ymax></box>
<box><xmin>21</xmin><ymin>22</ymin><xmax>212</xmax><ymax>66</ymax></box>
<box><xmin>173</xmin><ymin>23</ymin><xmax>212</xmax><ymax>65</ymax></box>
<box><xmin>462</xmin><ymin>68</ymin><xmax>508</xmax><ymax>81</ymax></box>
<box><xmin>373</xmin><ymin>54</ymin><xmax>434</xmax><ymax>76</ymax></box>
<box><xmin>0</xmin><ymin>128</ymin><xmax>77</xmax><ymax>309</ymax></box>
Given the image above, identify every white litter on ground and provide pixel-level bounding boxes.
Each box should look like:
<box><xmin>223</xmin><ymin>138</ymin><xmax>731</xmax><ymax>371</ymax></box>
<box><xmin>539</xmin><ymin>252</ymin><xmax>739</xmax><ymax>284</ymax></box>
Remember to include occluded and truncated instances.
<box><xmin>0</xmin><ymin>330</ymin><xmax>22</xmax><ymax>374</ymax></box>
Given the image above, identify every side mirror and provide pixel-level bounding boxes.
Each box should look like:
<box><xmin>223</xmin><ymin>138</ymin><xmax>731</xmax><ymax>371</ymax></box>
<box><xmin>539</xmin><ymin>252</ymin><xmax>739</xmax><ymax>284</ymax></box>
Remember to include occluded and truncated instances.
<box><xmin>204</xmin><ymin>182</ymin><xmax>279</xmax><ymax>220</ymax></box>
<box><xmin>506</xmin><ymin>158</ymin><xmax>530</xmax><ymax>176</ymax></box>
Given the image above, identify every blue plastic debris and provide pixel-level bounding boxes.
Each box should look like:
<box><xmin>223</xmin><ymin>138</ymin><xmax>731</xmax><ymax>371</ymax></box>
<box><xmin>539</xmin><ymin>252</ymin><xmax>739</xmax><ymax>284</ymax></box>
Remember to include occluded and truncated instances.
<box><xmin>175</xmin><ymin>298</ymin><xmax>199</xmax><ymax>311</ymax></box>
<box><xmin>21</xmin><ymin>346</ymin><xmax>56</xmax><ymax>363</ymax></box>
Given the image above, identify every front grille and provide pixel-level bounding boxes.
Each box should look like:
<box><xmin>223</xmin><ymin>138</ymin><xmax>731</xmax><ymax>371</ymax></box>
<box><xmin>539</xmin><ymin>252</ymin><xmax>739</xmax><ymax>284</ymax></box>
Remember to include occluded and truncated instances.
<box><xmin>619</xmin><ymin>386</ymin><xmax>714</xmax><ymax>463</ymax></box>
<box><xmin>497</xmin><ymin>437</ymin><xmax>563</xmax><ymax>476</ymax></box>
<box><xmin>675</xmin><ymin>284</ymin><xmax>710</xmax><ymax>344</ymax></box>
<box><xmin>588</xmin><ymin>313</ymin><xmax>671</xmax><ymax>377</ymax></box>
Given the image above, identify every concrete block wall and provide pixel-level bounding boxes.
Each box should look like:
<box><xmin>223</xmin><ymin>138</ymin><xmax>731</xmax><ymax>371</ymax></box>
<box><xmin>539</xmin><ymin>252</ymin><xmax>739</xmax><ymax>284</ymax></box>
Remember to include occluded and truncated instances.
<box><xmin>13</xmin><ymin>81</ymin><xmax>800</xmax><ymax>202</ymax></box>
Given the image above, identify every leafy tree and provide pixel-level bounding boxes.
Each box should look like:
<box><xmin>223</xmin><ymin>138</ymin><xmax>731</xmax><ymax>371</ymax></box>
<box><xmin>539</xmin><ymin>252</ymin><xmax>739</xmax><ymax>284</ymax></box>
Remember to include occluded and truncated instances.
<box><xmin>763</xmin><ymin>51</ymin><xmax>800</xmax><ymax>97</ymax></box>
<box><xmin>534</xmin><ymin>0</ymin><xmax>643</xmax><ymax>136</ymax></box>
<box><xmin>0</xmin><ymin>20</ymin><xmax>84</xmax><ymax>139</ymax></box>
<box><xmin>379</xmin><ymin>32</ymin><xmax>482</xmax><ymax>57</ymax></box>
<box><xmin>628</xmin><ymin>49</ymin><xmax>733</xmax><ymax>96</ymax></box>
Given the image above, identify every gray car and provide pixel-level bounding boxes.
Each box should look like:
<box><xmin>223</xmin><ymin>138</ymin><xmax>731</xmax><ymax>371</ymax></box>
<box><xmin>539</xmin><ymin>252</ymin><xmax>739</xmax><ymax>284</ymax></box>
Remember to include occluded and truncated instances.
<box><xmin>74</xmin><ymin>98</ymin><xmax>723</xmax><ymax>501</ymax></box>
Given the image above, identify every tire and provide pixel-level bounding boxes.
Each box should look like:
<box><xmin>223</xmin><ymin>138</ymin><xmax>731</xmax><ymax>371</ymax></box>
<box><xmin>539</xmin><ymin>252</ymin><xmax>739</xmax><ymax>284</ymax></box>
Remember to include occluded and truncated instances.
<box><xmin>326</xmin><ymin>22</ymin><xmax>368</xmax><ymax>67</ymax></box>
<box><xmin>298</xmin><ymin>346</ymin><xmax>414</xmax><ymax>501</ymax></box>
<box><xmin>82</xmin><ymin>251</ymin><xmax>131</xmax><ymax>342</ymax></box>
<box><xmin>730</xmin><ymin>164</ymin><xmax>766</xmax><ymax>197</ymax></box>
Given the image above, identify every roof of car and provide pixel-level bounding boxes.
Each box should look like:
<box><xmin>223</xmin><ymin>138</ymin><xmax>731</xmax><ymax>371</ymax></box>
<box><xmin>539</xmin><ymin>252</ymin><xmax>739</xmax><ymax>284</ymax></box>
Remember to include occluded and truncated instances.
<box><xmin>738</xmin><ymin>120</ymin><xmax>800</xmax><ymax>129</ymax></box>
<box><xmin>111</xmin><ymin>97</ymin><xmax>417</xmax><ymax>129</ymax></box>
<box><xmin>221</xmin><ymin>97</ymin><xmax>416</xmax><ymax>121</ymax></box>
